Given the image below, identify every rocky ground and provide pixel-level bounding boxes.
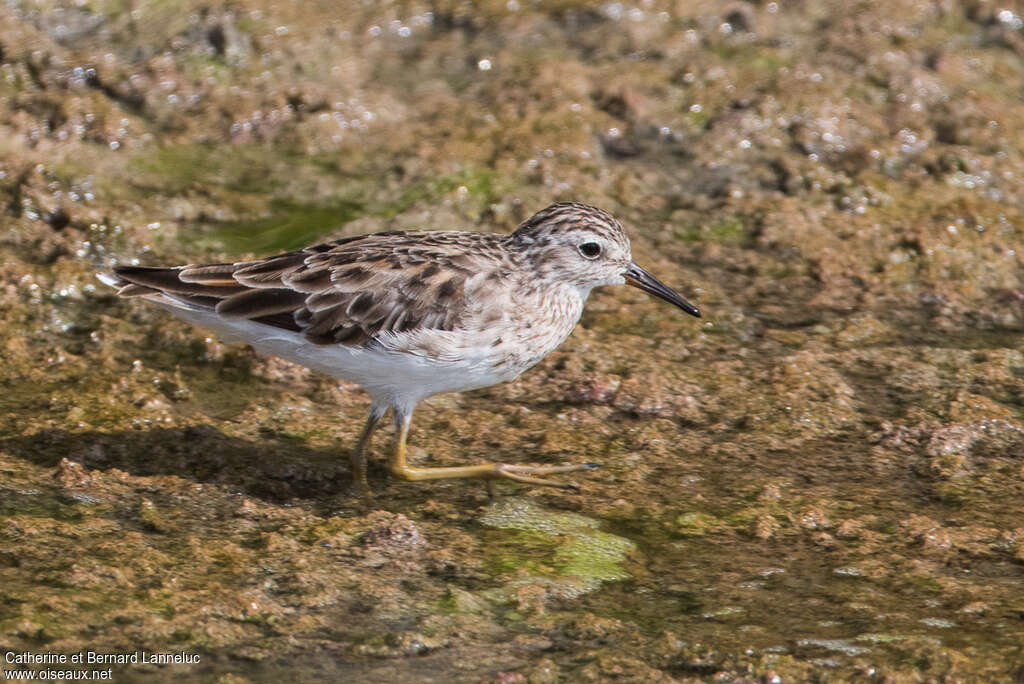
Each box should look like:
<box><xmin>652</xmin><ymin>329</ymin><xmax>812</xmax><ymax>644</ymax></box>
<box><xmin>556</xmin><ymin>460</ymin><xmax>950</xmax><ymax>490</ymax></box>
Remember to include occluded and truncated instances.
<box><xmin>1</xmin><ymin>0</ymin><xmax>1023</xmax><ymax>681</ymax></box>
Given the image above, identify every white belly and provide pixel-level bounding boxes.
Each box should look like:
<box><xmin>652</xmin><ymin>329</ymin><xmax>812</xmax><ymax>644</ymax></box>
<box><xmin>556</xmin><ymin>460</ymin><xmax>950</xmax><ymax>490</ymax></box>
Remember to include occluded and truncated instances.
<box><xmin>158</xmin><ymin>306</ymin><xmax>510</xmax><ymax>407</ymax></box>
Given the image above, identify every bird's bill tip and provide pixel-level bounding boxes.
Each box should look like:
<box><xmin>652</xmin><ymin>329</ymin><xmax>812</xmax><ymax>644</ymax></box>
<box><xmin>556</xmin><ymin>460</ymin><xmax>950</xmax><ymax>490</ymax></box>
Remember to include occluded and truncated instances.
<box><xmin>624</xmin><ymin>263</ymin><xmax>701</xmax><ymax>318</ymax></box>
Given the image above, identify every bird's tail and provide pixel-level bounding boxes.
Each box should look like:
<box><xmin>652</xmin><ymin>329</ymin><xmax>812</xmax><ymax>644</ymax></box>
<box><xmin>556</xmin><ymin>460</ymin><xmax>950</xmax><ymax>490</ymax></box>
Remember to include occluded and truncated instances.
<box><xmin>97</xmin><ymin>265</ymin><xmax>246</xmax><ymax>312</ymax></box>
<box><xmin>98</xmin><ymin>264</ymin><xmax>305</xmax><ymax>333</ymax></box>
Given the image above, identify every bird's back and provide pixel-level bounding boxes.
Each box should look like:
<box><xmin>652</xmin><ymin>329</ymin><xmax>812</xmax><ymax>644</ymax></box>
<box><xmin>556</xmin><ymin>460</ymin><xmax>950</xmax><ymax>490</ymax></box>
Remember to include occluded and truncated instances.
<box><xmin>101</xmin><ymin>230</ymin><xmax>514</xmax><ymax>345</ymax></box>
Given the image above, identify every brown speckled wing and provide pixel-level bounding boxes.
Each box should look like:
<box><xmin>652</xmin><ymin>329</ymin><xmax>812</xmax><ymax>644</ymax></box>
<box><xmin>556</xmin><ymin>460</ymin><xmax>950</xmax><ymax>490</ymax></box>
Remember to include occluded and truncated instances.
<box><xmin>109</xmin><ymin>231</ymin><xmax>511</xmax><ymax>346</ymax></box>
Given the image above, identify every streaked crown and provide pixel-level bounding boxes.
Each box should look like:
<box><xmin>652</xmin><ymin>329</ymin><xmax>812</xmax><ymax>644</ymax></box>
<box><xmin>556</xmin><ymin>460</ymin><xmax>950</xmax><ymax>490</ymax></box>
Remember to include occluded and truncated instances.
<box><xmin>510</xmin><ymin>202</ymin><xmax>630</xmax><ymax>252</ymax></box>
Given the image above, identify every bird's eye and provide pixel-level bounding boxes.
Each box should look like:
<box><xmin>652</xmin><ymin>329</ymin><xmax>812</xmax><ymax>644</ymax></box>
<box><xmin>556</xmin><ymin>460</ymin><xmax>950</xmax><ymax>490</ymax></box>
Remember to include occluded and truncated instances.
<box><xmin>578</xmin><ymin>242</ymin><xmax>602</xmax><ymax>259</ymax></box>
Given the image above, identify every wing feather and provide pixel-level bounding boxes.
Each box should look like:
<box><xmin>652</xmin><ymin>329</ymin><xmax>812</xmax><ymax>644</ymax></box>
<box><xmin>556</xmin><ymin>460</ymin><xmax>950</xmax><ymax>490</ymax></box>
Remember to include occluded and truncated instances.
<box><xmin>102</xmin><ymin>230</ymin><xmax>513</xmax><ymax>350</ymax></box>
<box><xmin>232</xmin><ymin>253</ymin><xmax>307</xmax><ymax>287</ymax></box>
<box><xmin>216</xmin><ymin>289</ymin><xmax>308</xmax><ymax>319</ymax></box>
<box><xmin>178</xmin><ymin>263</ymin><xmax>249</xmax><ymax>285</ymax></box>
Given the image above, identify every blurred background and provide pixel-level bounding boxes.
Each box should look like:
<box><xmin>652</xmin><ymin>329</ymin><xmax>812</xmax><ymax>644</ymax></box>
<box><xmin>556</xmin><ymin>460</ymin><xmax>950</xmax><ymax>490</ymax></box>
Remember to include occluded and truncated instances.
<box><xmin>1</xmin><ymin>0</ymin><xmax>1023</xmax><ymax>681</ymax></box>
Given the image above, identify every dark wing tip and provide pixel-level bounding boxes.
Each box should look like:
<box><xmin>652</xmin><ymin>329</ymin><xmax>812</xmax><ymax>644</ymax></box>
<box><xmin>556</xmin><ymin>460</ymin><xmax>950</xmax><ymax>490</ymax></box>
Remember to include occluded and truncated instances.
<box><xmin>215</xmin><ymin>288</ymin><xmax>307</xmax><ymax>319</ymax></box>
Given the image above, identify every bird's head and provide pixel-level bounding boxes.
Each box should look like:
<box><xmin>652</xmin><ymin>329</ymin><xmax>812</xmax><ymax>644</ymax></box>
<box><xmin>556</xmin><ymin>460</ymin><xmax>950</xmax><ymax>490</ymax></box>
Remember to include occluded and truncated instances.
<box><xmin>510</xmin><ymin>202</ymin><xmax>701</xmax><ymax>317</ymax></box>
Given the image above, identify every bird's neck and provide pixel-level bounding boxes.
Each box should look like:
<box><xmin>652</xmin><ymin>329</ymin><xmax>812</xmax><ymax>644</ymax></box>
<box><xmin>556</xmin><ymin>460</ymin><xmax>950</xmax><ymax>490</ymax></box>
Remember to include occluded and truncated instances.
<box><xmin>510</xmin><ymin>278</ymin><xmax>585</xmax><ymax>349</ymax></box>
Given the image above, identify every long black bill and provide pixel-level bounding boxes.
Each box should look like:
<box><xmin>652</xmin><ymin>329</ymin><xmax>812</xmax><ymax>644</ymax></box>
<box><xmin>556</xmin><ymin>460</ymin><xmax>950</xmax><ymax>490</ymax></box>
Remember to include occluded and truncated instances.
<box><xmin>624</xmin><ymin>263</ymin><xmax>701</xmax><ymax>318</ymax></box>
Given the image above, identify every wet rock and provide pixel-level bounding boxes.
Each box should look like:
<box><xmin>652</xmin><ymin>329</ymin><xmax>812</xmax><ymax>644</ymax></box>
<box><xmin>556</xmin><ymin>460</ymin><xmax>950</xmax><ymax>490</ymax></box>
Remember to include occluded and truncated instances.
<box><xmin>674</xmin><ymin>511</ymin><xmax>721</xmax><ymax>537</ymax></box>
<box><xmin>900</xmin><ymin>514</ymin><xmax>1001</xmax><ymax>558</ymax></box>
<box><xmin>754</xmin><ymin>513</ymin><xmax>779</xmax><ymax>540</ymax></box>
<box><xmin>137</xmin><ymin>497</ymin><xmax>171</xmax><ymax>533</ymax></box>
<box><xmin>924</xmin><ymin>419</ymin><xmax>1024</xmax><ymax>479</ymax></box>
<box><xmin>947</xmin><ymin>390</ymin><xmax>1015</xmax><ymax>422</ymax></box>
<box><xmin>565</xmin><ymin>374</ymin><xmax>621</xmax><ymax>405</ymax></box>
<box><xmin>768</xmin><ymin>351</ymin><xmax>857</xmax><ymax>432</ymax></box>
<box><xmin>446</xmin><ymin>587</ymin><xmax>487</xmax><ymax>614</ymax></box>
<box><xmin>54</xmin><ymin>457</ymin><xmax>93</xmax><ymax>489</ymax></box>
<box><xmin>36</xmin><ymin>8</ymin><xmax>105</xmax><ymax>47</ymax></box>
<box><xmin>514</xmin><ymin>583</ymin><xmax>549</xmax><ymax>617</ymax></box>
<box><xmin>488</xmin><ymin>672</ymin><xmax>526</xmax><ymax>684</ymax></box>
<box><xmin>358</xmin><ymin>511</ymin><xmax>426</xmax><ymax>568</ymax></box>
<box><xmin>724</xmin><ymin>4</ymin><xmax>756</xmax><ymax>34</ymax></box>
<box><xmin>833</xmin><ymin>314</ymin><xmax>894</xmax><ymax>348</ymax></box>
<box><xmin>0</xmin><ymin>549</ymin><xmax>20</xmax><ymax>568</ymax></box>
<box><xmin>1</xmin><ymin>0</ymin><xmax>1023</xmax><ymax>680</ymax></box>
<box><xmin>576</xmin><ymin>653</ymin><xmax>669</xmax><ymax>682</ymax></box>
<box><xmin>392</xmin><ymin>630</ymin><xmax>447</xmax><ymax>656</ymax></box>
<box><xmin>42</xmin><ymin>207</ymin><xmax>70</xmax><ymax>231</ymax></box>
<box><xmin>563</xmin><ymin>613</ymin><xmax>625</xmax><ymax>642</ymax></box>
<box><xmin>599</xmin><ymin>132</ymin><xmax>646</xmax><ymax>160</ymax></box>
<box><xmin>521</xmin><ymin>657</ymin><xmax>561</xmax><ymax>684</ymax></box>
<box><xmin>611</xmin><ymin>373</ymin><xmax>704</xmax><ymax>420</ymax></box>
<box><xmin>177</xmin><ymin>11</ymin><xmax>252</xmax><ymax>63</ymax></box>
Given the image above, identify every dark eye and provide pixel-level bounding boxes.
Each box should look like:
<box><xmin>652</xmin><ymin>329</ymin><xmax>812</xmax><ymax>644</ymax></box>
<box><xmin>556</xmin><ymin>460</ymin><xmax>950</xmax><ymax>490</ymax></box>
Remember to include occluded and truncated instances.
<box><xmin>578</xmin><ymin>242</ymin><xmax>602</xmax><ymax>259</ymax></box>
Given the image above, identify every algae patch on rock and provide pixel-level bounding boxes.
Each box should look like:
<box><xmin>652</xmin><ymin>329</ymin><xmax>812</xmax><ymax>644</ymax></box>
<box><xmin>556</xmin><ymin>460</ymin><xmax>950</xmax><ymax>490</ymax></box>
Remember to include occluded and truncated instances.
<box><xmin>479</xmin><ymin>498</ymin><xmax>635</xmax><ymax>601</ymax></box>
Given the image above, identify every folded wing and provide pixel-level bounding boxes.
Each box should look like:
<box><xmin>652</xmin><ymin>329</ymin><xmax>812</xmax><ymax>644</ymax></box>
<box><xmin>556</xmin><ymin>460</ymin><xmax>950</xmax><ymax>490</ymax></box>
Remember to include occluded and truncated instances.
<box><xmin>101</xmin><ymin>231</ymin><xmax>508</xmax><ymax>347</ymax></box>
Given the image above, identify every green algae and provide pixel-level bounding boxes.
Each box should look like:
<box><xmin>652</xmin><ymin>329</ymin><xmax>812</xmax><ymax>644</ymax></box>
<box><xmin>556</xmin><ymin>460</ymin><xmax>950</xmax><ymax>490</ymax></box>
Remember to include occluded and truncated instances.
<box><xmin>675</xmin><ymin>218</ymin><xmax>747</xmax><ymax>245</ymax></box>
<box><xmin>129</xmin><ymin>145</ymin><xmax>262</xmax><ymax>195</ymax></box>
<box><xmin>394</xmin><ymin>168</ymin><xmax>500</xmax><ymax>215</ymax></box>
<box><xmin>479</xmin><ymin>498</ymin><xmax>635</xmax><ymax>597</ymax></box>
<box><xmin>200</xmin><ymin>168</ymin><xmax>502</xmax><ymax>254</ymax></box>
<box><xmin>210</xmin><ymin>200</ymin><xmax>366</xmax><ymax>254</ymax></box>
<box><xmin>127</xmin><ymin>142</ymin><xmax>503</xmax><ymax>255</ymax></box>
<box><xmin>672</xmin><ymin>511</ymin><xmax>721</xmax><ymax>537</ymax></box>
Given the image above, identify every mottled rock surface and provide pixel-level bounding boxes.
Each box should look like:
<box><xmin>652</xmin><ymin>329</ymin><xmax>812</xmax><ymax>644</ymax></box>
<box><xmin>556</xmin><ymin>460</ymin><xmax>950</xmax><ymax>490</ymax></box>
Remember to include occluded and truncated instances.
<box><xmin>1</xmin><ymin>0</ymin><xmax>1023</xmax><ymax>681</ymax></box>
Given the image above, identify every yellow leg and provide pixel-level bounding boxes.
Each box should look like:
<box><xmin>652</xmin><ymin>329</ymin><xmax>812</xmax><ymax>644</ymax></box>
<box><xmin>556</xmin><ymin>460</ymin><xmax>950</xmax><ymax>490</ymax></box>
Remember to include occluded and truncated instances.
<box><xmin>388</xmin><ymin>408</ymin><xmax>598</xmax><ymax>491</ymax></box>
<box><xmin>349</xmin><ymin>404</ymin><xmax>386</xmax><ymax>494</ymax></box>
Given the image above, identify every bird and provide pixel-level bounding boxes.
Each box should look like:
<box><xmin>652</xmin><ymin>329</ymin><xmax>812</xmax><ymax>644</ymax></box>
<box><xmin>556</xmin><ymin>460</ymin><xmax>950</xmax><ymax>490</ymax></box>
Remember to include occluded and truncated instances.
<box><xmin>99</xmin><ymin>202</ymin><xmax>701</xmax><ymax>493</ymax></box>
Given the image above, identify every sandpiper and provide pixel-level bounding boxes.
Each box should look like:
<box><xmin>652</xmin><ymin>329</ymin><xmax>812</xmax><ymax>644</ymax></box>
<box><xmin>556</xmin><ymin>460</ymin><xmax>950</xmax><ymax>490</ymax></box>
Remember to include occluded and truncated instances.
<box><xmin>99</xmin><ymin>203</ymin><xmax>701</xmax><ymax>492</ymax></box>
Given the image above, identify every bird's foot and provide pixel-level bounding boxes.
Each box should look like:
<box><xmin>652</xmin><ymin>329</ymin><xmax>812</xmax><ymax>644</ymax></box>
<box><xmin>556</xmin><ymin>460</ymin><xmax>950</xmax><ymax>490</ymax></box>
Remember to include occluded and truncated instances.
<box><xmin>491</xmin><ymin>462</ymin><xmax>601</xmax><ymax>491</ymax></box>
<box><xmin>389</xmin><ymin>461</ymin><xmax>600</xmax><ymax>491</ymax></box>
